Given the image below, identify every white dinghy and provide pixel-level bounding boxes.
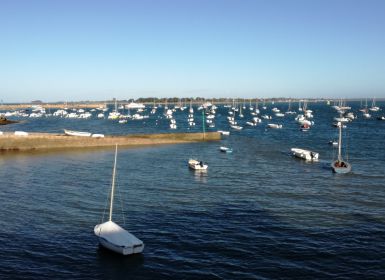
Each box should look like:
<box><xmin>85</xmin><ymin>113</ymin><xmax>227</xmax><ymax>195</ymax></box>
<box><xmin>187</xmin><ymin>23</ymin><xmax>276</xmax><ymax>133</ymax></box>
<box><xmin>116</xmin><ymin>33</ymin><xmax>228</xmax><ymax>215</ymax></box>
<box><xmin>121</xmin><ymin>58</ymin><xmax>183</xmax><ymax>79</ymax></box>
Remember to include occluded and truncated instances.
<box><xmin>64</xmin><ymin>129</ymin><xmax>91</xmax><ymax>137</ymax></box>
<box><xmin>94</xmin><ymin>145</ymin><xmax>144</xmax><ymax>255</ymax></box>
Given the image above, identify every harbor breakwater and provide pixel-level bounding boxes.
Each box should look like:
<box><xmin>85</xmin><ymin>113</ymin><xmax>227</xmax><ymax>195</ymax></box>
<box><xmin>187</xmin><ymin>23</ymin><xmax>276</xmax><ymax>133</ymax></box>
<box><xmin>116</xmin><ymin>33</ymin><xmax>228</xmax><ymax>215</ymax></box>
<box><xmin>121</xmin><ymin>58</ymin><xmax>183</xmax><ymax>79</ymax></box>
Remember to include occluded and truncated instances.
<box><xmin>0</xmin><ymin>132</ymin><xmax>220</xmax><ymax>152</ymax></box>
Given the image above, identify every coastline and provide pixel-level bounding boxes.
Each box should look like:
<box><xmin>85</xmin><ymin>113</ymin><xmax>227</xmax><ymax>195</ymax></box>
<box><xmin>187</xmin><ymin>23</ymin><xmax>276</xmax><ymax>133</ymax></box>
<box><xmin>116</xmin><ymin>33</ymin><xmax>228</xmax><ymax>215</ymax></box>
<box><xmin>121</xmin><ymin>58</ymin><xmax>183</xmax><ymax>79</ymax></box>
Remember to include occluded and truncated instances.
<box><xmin>0</xmin><ymin>132</ymin><xmax>220</xmax><ymax>152</ymax></box>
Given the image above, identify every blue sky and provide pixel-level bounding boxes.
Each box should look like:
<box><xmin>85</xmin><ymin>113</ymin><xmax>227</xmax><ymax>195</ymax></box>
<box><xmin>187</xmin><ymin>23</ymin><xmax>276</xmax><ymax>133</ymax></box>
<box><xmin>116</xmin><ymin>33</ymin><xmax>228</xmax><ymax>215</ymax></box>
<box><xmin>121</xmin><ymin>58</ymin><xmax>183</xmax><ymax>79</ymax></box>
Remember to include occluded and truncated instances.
<box><xmin>0</xmin><ymin>0</ymin><xmax>384</xmax><ymax>102</ymax></box>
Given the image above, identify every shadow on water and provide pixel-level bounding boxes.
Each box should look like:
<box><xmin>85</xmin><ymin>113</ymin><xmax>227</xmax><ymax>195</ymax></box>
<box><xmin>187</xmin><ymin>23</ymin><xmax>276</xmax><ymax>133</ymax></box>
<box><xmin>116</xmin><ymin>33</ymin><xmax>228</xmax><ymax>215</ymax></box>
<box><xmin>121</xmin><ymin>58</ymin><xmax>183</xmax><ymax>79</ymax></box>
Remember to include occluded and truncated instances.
<box><xmin>96</xmin><ymin>246</ymin><xmax>147</xmax><ymax>278</ymax></box>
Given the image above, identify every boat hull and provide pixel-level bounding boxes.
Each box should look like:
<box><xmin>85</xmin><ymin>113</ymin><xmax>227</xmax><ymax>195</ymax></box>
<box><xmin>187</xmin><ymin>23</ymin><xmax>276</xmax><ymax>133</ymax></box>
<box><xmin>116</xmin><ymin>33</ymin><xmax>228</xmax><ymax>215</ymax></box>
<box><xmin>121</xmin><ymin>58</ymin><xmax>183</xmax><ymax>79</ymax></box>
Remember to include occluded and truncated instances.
<box><xmin>94</xmin><ymin>222</ymin><xmax>144</xmax><ymax>256</ymax></box>
<box><xmin>188</xmin><ymin>159</ymin><xmax>208</xmax><ymax>170</ymax></box>
<box><xmin>64</xmin><ymin>129</ymin><xmax>91</xmax><ymax>137</ymax></box>
<box><xmin>97</xmin><ymin>236</ymin><xmax>144</xmax><ymax>255</ymax></box>
<box><xmin>220</xmin><ymin>146</ymin><xmax>233</xmax><ymax>153</ymax></box>
<box><xmin>331</xmin><ymin>160</ymin><xmax>351</xmax><ymax>174</ymax></box>
<box><xmin>291</xmin><ymin>148</ymin><xmax>319</xmax><ymax>161</ymax></box>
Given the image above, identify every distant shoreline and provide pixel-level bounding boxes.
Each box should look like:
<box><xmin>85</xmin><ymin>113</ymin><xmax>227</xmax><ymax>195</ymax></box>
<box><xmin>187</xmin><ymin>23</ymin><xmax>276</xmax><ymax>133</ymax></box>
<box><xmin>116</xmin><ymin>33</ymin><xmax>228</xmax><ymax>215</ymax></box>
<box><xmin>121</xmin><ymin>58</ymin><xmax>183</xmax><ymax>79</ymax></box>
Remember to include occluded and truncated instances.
<box><xmin>1</xmin><ymin>98</ymin><xmax>382</xmax><ymax>111</ymax></box>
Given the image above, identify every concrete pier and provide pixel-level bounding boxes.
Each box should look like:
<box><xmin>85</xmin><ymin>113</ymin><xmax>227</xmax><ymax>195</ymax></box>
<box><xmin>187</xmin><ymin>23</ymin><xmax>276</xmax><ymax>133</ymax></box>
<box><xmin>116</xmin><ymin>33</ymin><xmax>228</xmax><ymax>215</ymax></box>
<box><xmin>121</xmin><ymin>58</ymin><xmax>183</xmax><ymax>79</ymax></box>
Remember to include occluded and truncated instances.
<box><xmin>0</xmin><ymin>132</ymin><xmax>220</xmax><ymax>152</ymax></box>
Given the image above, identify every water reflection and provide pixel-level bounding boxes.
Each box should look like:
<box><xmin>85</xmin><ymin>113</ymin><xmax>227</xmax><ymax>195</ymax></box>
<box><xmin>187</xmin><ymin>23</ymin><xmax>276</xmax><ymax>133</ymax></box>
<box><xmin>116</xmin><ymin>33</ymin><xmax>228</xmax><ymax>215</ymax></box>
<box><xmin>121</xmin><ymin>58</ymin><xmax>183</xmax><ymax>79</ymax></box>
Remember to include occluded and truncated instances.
<box><xmin>96</xmin><ymin>245</ymin><xmax>145</xmax><ymax>277</ymax></box>
<box><xmin>193</xmin><ymin>169</ymin><xmax>208</xmax><ymax>183</ymax></box>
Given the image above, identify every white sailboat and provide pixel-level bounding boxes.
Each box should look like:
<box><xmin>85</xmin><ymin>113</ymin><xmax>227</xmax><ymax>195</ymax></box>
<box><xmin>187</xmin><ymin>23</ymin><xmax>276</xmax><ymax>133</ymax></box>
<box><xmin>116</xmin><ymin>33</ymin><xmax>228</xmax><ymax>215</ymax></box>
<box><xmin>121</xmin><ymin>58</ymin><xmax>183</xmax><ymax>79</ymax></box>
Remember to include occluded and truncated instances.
<box><xmin>369</xmin><ymin>97</ymin><xmax>380</xmax><ymax>112</ymax></box>
<box><xmin>331</xmin><ymin>122</ymin><xmax>351</xmax><ymax>174</ymax></box>
<box><xmin>94</xmin><ymin>145</ymin><xmax>144</xmax><ymax>255</ymax></box>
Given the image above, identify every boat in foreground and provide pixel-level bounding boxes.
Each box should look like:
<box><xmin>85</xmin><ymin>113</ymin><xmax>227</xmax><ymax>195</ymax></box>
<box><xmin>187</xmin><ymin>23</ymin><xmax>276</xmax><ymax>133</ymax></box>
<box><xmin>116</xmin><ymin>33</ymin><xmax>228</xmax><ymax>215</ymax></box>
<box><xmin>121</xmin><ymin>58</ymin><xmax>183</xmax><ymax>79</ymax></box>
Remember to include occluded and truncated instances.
<box><xmin>188</xmin><ymin>159</ymin><xmax>208</xmax><ymax>170</ymax></box>
<box><xmin>94</xmin><ymin>145</ymin><xmax>144</xmax><ymax>255</ymax></box>
<box><xmin>331</xmin><ymin>122</ymin><xmax>351</xmax><ymax>174</ymax></box>
<box><xmin>291</xmin><ymin>148</ymin><xmax>319</xmax><ymax>161</ymax></box>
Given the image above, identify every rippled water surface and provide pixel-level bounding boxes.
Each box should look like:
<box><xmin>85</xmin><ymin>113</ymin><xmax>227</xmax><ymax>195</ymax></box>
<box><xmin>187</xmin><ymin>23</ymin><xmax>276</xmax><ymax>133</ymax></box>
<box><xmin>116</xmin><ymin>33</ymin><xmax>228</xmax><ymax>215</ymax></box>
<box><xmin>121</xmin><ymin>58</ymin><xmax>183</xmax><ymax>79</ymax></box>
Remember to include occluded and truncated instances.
<box><xmin>0</xmin><ymin>101</ymin><xmax>384</xmax><ymax>279</ymax></box>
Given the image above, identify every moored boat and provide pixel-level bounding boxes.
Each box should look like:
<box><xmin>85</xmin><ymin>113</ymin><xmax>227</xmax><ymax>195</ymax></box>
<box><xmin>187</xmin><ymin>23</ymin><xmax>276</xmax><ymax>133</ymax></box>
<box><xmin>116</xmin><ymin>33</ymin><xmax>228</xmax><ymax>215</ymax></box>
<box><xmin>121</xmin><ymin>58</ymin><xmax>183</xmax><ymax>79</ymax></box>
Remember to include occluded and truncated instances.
<box><xmin>331</xmin><ymin>122</ymin><xmax>351</xmax><ymax>174</ymax></box>
<box><xmin>188</xmin><ymin>159</ymin><xmax>208</xmax><ymax>170</ymax></box>
<box><xmin>220</xmin><ymin>146</ymin><xmax>233</xmax><ymax>153</ymax></box>
<box><xmin>94</xmin><ymin>145</ymin><xmax>144</xmax><ymax>255</ymax></box>
<box><xmin>291</xmin><ymin>148</ymin><xmax>319</xmax><ymax>161</ymax></box>
<box><xmin>267</xmin><ymin>123</ymin><xmax>282</xmax><ymax>129</ymax></box>
<box><xmin>64</xmin><ymin>129</ymin><xmax>92</xmax><ymax>137</ymax></box>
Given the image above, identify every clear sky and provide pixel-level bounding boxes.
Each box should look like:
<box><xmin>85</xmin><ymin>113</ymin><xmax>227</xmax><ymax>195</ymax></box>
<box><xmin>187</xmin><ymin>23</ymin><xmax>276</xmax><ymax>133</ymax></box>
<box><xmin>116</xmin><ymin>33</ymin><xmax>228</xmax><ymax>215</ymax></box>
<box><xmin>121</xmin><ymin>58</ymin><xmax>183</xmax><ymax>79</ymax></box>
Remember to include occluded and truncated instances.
<box><xmin>0</xmin><ymin>0</ymin><xmax>384</xmax><ymax>102</ymax></box>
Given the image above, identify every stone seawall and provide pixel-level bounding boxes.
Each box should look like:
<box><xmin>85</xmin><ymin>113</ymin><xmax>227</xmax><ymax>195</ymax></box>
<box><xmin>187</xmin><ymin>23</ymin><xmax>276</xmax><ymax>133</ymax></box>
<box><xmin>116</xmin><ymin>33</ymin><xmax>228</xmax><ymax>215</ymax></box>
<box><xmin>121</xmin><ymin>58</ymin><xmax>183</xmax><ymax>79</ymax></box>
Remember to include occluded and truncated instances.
<box><xmin>0</xmin><ymin>132</ymin><xmax>220</xmax><ymax>152</ymax></box>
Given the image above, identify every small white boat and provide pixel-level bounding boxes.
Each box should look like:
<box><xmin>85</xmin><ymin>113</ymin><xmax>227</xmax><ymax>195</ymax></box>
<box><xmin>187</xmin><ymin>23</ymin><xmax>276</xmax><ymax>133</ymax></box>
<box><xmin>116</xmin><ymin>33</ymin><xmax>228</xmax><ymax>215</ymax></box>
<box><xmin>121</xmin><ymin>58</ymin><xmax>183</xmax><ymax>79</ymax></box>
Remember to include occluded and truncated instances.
<box><xmin>218</xmin><ymin>130</ymin><xmax>230</xmax><ymax>136</ymax></box>
<box><xmin>291</xmin><ymin>148</ymin><xmax>319</xmax><ymax>161</ymax></box>
<box><xmin>14</xmin><ymin>131</ymin><xmax>29</xmax><ymax>136</ymax></box>
<box><xmin>220</xmin><ymin>146</ymin><xmax>233</xmax><ymax>153</ymax></box>
<box><xmin>94</xmin><ymin>145</ymin><xmax>144</xmax><ymax>255</ymax></box>
<box><xmin>267</xmin><ymin>123</ymin><xmax>282</xmax><ymax>129</ymax></box>
<box><xmin>64</xmin><ymin>129</ymin><xmax>92</xmax><ymax>137</ymax></box>
<box><xmin>188</xmin><ymin>159</ymin><xmax>208</xmax><ymax>170</ymax></box>
<box><xmin>92</xmin><ymin>134</ymin><xmax>105</xmax><ymax>138</ymax></box>
<box><xmin>230</xmin><ymin>125</ymin><xmax>243</xmax><ymax>130</ymax></box>
<box><xmin>125</xmin><ymin>102</ymin><xmax>145</xmax><ymax>109</ymax></box>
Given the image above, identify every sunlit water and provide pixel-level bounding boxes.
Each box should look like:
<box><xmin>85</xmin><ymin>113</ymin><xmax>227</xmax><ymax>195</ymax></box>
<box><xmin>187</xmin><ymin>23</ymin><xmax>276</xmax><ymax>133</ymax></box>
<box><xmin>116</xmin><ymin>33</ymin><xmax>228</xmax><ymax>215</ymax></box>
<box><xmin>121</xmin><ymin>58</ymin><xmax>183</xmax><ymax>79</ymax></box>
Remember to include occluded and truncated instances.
<box><xmin>0</xmin><ymin>101</ymin><xmax>384</xmax><ymax>279</ymax></box>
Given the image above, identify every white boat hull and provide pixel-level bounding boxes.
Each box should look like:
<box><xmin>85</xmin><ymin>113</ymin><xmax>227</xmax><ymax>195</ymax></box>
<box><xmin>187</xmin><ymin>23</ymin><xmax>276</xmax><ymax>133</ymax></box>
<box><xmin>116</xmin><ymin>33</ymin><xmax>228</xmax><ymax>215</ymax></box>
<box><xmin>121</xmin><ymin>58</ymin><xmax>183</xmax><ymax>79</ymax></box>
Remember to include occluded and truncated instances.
<box><xmin>97</xmin><ymin>236</ymin><xmax>144</xmax><ymax>255</ymax></box>
<box><xmin>94</xmin><ymin>221</ymin><xmax>144</xmax><ymax>255</ymax></box>
<box><xmin>267</xmin><ymin>124</ymin><xmax>282</xmax><ymax>129</ymax></box>
<box><xmin>291</xmin><ymin>148</ymin><xmax>319</xmax><ymax>161</ymax></box>
<box><xmin>64</xmin><ymin>129</ymin><xmax>91</xmax><ymax>137</ymax></box>
<box><xmin>220</xmin><ymin>146</ymin><xmax>232</xmax><ymax>153</ymax></box>
<box><xmin>188</xmin><ymin>159</ymin><xmax>208</xmax><ymax>170</ymax></box>
<box><xmin>331</xmin><ymin>160</ymin><xmax>351</xmax><ymax>174</ymax></box>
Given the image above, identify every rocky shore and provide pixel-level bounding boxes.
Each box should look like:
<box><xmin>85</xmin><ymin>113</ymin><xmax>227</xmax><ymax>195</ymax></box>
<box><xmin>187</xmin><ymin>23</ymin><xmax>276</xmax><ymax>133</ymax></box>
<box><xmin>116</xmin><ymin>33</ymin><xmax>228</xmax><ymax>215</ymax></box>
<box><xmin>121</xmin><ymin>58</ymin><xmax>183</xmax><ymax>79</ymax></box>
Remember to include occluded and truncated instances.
<box><xmin>0</xmin><ymin>116</ymin><xmax>19</xmax><ymax>125</ymax></box>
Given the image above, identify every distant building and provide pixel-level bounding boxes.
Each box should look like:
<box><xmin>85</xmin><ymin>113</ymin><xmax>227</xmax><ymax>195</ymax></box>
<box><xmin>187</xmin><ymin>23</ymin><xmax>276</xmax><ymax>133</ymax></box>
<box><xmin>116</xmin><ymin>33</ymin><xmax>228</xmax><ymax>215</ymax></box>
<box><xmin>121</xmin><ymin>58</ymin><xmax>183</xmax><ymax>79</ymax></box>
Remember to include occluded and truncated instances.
<box><xmin>31</xmin><ymin>100</ymin><xmax>43</xmax><ymax>104</ymax></box>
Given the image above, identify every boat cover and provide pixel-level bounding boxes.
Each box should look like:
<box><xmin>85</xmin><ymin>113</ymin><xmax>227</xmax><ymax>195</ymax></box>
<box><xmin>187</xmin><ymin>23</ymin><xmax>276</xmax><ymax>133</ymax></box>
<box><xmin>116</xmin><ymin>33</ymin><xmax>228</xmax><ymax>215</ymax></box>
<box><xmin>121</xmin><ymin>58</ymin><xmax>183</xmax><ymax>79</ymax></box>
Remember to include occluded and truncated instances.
<box><xmin>94</xmin><ymin>221</ymin><xmax>143</xmax><ymax>248</ymax></box>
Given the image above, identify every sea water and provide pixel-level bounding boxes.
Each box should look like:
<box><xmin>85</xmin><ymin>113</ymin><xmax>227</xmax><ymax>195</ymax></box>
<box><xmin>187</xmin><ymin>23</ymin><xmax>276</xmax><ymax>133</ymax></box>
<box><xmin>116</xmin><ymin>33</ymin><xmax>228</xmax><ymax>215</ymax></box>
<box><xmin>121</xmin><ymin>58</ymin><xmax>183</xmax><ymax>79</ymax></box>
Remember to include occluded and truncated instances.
<box><xmin>0</xmin><ymin>101</ymin><xmax>384</xmax><ymax>279</ymax></box>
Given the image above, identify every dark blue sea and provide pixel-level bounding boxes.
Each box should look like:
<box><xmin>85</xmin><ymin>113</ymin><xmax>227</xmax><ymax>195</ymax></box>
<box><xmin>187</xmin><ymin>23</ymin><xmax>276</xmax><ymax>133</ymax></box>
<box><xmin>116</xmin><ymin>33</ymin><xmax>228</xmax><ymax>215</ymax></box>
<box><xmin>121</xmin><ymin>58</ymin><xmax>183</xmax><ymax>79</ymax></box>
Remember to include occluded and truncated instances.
<box><xmin>0</xmin><ymin>101</ymin><xmax>384</xmax><ymax>279</ymax></box>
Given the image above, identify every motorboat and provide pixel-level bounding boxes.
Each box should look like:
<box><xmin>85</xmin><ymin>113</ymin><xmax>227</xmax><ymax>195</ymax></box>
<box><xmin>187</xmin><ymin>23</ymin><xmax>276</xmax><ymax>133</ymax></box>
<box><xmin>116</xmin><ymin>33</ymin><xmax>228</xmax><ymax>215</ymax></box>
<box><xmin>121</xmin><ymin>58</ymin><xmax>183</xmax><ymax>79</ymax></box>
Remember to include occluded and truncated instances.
<box><xmin>188</xmin><ymin>159</ymin><xmax>208</xmax><ymax>170</ymax></box>
<box><xmin>291</xmin><ymin>148</ymin><xmax>319</xmax><ymax>161</ymax></box>
<box><xmin>220</xmin><ymin>146</ymin><xmax>233</xmax><ymax>153</ymax></box>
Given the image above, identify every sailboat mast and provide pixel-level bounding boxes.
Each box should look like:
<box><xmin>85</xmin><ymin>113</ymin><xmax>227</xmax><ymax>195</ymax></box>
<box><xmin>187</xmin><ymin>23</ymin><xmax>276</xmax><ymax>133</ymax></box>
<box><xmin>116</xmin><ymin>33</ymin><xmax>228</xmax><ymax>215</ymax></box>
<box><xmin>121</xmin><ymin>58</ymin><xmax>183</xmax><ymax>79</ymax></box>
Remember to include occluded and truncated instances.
<box><xmin>109</xmin><ymin>145</ymin><xmax>118</xmax><ymax>221</ymax></box>
<box><xmin>338</xmin><ymin>123</ymin><xmax>342</xmax><ymax>162</ymax></box>
<box><xmin>202</xmin><ymin>110</ymin><xmax>205</xmax><ymax>140</ymax></box>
